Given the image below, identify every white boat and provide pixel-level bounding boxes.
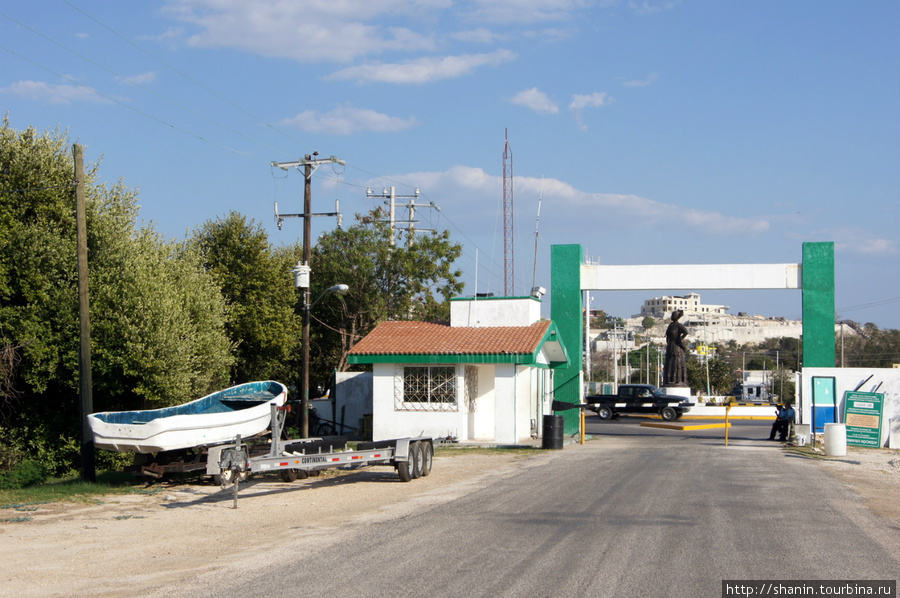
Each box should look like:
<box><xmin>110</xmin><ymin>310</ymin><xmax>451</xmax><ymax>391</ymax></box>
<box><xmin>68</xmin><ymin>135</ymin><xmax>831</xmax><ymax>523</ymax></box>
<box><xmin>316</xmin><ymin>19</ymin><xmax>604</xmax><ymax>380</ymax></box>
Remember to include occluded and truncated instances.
<box><xmin>88</xmin><ymin>381</ymin><xmax>288</xmax><ymax>453</ymax></box>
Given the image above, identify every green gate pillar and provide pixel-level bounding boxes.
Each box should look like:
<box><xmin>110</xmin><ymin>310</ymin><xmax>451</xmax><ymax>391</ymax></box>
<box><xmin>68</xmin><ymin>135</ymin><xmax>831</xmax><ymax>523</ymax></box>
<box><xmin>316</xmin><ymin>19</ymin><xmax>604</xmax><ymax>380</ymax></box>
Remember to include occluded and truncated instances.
<box><xmin>802</xmin><ymin>242</ymin><xmax>835</xmax><ymax>368</ymax></box>
<box><xmin>550</xmin><ymin>244</ymin><xmax>584</xmax><ymax>434</ymax></box>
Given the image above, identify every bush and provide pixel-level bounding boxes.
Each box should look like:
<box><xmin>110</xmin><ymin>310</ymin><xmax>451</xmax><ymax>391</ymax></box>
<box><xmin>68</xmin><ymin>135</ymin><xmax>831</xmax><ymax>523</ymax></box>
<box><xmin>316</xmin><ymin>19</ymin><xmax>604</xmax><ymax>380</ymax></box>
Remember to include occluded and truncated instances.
<box><xmin>0</xmin><ymin>459</ymin><xmax>49</xmax><ymax>489</ymax></box>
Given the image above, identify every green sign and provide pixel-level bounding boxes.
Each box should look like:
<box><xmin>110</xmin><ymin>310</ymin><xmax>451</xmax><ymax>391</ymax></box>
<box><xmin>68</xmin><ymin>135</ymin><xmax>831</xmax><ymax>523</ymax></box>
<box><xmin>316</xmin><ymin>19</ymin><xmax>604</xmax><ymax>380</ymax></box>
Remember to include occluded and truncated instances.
<box><xmin>843</xmin><ymin>391</ymin><xmax>885</xmax><ymax>448</ymax></box>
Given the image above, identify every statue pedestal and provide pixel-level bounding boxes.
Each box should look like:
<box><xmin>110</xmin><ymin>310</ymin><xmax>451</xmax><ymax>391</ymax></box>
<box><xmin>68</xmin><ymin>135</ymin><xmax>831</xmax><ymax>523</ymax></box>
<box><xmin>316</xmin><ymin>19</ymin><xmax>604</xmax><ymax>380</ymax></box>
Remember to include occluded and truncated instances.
<box><xmin>661</xmin><ymin>386</ymin><xmax>692</xmax><ymax>401</ymax></box>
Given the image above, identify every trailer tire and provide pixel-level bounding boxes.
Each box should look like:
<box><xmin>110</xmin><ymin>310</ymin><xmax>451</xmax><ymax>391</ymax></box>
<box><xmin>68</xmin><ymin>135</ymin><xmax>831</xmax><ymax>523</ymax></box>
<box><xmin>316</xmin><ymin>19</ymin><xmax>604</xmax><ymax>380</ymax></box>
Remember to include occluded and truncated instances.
<box><xmin>596</xmin><ymin>405</ymin><xmax>613</xmax><ymax>420</ymax></box>
<box><xmin>213</xmin><ymin>468</ymin><xmax>249</xmax><ymax>486</ymax></box>
<box><xmin>397</xmin><ymin>460</ymin><xmax>412</xmax><ymax>482</ymax></box>
<box><xmin>410</xmin><ymin>441</ymin><xmax>423</xmax><ymax>479</ymax></box>
<box><xmin>280</xmin><ymin>469</ymin><xmax>308</xmax><ymax>483</ymax></box>
<box><xmin>660</xmin><ymin>407</ymin><xmax>677</xmax><ymax>421</ymax></box>
<box><xmin>420</xmin><ymin>442</ymin><xmax>433</xmax><ymax>477</ymax></box>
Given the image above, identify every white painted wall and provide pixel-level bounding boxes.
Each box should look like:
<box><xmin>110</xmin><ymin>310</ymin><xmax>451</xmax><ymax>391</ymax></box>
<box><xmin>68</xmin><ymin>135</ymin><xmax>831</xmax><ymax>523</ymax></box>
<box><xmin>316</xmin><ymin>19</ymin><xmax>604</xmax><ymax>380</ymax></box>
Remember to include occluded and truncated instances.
<box><xmin>799</xmin><ymin>367</ymin><xmax>900</xmax><ymax>447</ymax></box>
<box><xmin>450</xmin><ymin>297</ymin><xmax>542</xmax><ymax>327</ymax></box>
<box><xmin>372</xmin><ymin>363</ymin><xmax>468</xmax><ymax>441</ymax></box>
<box><xmin>493</xmin><ymin>364</ymin><xmax>517</xmax><ymax>444</ymax></box>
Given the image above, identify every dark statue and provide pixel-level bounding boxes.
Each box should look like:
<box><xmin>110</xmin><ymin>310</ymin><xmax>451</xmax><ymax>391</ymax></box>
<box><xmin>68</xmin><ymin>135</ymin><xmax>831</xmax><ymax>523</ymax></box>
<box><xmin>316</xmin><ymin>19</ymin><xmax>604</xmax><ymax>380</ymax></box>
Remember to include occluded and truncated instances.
<box><xmin>664</xmin><ymin>309</ymin><xmax>689</xmax><ymax>387</ymax></box>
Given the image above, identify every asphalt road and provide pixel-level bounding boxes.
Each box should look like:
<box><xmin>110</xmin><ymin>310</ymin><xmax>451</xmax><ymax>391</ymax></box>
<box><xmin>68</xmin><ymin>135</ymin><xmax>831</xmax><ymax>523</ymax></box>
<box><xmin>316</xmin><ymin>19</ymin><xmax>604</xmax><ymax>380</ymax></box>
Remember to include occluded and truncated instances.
<box><xmin>190</xmin><ymin>418</ymin><xmax>900</xmax><ymax>598</ymax></box>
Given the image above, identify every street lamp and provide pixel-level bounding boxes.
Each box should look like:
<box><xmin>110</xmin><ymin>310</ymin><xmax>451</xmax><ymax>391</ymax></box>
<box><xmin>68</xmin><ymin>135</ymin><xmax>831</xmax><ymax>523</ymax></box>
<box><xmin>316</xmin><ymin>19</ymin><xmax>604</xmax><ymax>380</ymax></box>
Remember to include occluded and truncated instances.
<box><xmin>298</xmin><ymin>278</ymin><xmax>349</xmax><ymax>438</ymax></box>
<box><xmin>312</xmin><ymin>284</ymin><xmax>349</xmax><ymax>307</ymax></box>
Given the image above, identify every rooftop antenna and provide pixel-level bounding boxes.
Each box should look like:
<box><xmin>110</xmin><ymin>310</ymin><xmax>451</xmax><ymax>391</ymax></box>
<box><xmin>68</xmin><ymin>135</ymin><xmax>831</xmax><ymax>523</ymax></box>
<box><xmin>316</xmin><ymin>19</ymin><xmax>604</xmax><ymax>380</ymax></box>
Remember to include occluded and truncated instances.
<box><xmin>502</xmin><ymin>128</ymin><xmax>514</xmax><ymax>296</ymax></box>
<box><xmin>532</xmin><ymin>176</ymin><xmax>544</xmax><ymax>290</ymax></box>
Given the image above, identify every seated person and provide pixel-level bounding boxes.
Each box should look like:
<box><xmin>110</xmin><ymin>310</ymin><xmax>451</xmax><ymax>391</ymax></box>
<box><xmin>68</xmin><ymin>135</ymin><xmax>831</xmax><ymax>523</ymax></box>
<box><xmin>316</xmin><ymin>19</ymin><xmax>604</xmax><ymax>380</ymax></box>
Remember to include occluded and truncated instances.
<box><xmin>768</xmin><ymin>403</ymin><xmax>795</xmax><ymax>441</ymax></box>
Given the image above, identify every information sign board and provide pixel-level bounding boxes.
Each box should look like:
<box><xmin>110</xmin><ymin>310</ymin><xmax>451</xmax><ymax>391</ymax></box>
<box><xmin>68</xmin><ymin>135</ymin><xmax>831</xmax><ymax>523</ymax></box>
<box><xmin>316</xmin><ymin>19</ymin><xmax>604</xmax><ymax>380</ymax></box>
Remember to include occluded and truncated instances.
<box><xmin>843</xmin><ymin>391</ymin><xmax>884</xmax><ymax>448</ymax></box>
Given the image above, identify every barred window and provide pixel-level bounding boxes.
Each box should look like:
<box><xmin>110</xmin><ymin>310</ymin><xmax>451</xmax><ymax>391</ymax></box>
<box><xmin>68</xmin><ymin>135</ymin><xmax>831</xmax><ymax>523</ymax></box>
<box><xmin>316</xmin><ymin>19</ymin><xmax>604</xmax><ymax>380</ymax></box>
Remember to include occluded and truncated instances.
<box><xmin>398</xmin><ymin>365</ymin><xmax>458</xmax><ymax>411</ymax></box>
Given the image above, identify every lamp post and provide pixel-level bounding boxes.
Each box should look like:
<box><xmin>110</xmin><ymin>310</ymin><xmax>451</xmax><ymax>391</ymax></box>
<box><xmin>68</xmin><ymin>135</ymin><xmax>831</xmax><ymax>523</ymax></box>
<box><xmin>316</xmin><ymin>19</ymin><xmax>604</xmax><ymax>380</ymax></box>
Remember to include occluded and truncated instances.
<box><xmin>297</xmin><ymin>280</ymin><xmax>349</xmax><ymax>437</ymax></box>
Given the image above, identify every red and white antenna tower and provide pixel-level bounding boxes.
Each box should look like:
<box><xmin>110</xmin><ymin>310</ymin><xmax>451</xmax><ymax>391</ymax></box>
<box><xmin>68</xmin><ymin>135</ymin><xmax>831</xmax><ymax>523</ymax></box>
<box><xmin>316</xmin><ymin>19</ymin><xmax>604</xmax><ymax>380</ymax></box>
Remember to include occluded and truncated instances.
<box><xmin>502</xmin><ymin>129</ymin><xmax>514</xmax><ymax>296</ymax></box>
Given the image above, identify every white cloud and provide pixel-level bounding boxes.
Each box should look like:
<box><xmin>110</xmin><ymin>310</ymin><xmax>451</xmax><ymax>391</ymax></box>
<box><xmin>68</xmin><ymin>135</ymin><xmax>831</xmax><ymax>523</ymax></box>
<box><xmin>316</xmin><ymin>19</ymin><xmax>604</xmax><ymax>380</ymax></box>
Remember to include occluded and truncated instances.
<box><xmin>162</xmin><ymin>0</ymin><xmax>438</xmax><ymax>63</ymax></box>
<box><xmin>819</xmin><ymin>227</ymin><xmax>899</xmax><ymax>256</ymax></box>
<box><xmin>0</xmin><ymin>80</ymin><xmax>111</xmax><ymax>105</ymax></box>
<box><xmin>119</xmin><ymin>71</ymin><xmax>158</xmax><ymax>85</ymax></box>
<box><xmin>623</xmin><ymin>72</ymin><xmax>658</xmax><ymax>87</ymax></box>
<box><xmin>373</xmin><ymin>166</ymin><xmax>769</xmax><ymax>235</ymax></box>
<box><xmin>510</xmin><ymin>87</ymin><xmax>559</xmax><ymax>114</ymax></box>
<box><xmin>328</xmin><ymin>50</ymin><xmax>516</xmax><ymax>84</ymax></box>
<box><xmin>280</xmin><ymin>106</ymin><xmax>418</xmax><ymax>135</ymax></box>
<box><xmin>628</xmin><ymin>1</ymin><xmax>681</xmax><ymax>16</ymax></box>
<box><xmin>569</xmin><ymin>92</ymin><xmax>613</xmax><ymax>110</ymax></box>
<box><xmin>569</xmin><ymin>92</ymin><xmax>613</xmax><ymax>130</ymax></box>
<box><xmin>464</xmin><ymin>0</ymin><xmax>592</xmax><ymax>24</ymax></box>
<box><xmin>449</xmin><ymin>28</ymin><xmax>502</xmax><ymax>44</ymax></box>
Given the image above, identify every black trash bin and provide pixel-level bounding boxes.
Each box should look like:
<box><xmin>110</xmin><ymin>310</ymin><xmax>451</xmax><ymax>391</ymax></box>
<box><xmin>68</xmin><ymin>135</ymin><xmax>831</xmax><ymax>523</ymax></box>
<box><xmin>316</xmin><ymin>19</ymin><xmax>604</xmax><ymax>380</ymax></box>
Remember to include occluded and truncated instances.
<box><xmin>542</xmin><ymin>414</ymin><xmax>564</xmax><ymax>450</ymax></box>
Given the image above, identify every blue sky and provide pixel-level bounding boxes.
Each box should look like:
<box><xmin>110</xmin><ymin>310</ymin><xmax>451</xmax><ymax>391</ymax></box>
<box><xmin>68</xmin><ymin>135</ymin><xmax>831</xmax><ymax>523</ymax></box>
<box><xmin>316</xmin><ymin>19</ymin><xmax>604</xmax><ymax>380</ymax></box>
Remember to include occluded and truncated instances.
<box><xmin>2</xmin><ymin>1</ymin><xmax>899</xmax><ymax>329</ymax></box>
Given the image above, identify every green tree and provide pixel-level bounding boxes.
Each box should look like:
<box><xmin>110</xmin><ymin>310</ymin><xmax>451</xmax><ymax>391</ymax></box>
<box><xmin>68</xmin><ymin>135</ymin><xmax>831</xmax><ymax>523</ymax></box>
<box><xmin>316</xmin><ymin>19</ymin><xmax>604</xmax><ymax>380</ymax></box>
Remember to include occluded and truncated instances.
<box><xmin>190</xmin><ymin>212</ymin><xmax>301</xmax><ymax>385</ymax></box>
<box><xmin>0</xmin><ymin>119</ymin><xmax>233</xmax><ymax>474</ymax></box>
<box><xmin>307</xmin><ymin>209</ymin><xmax>464</xmax><ymax>391</ymax></box>
<box><xmin>839</xmin><ymin>322</ymin><xmax>900</xmax><ymax>368</ymax></box>
<box><xmin>687</xmin><ymin>357</ymin><xmax>737</xmax><ymax>396</ymax></box>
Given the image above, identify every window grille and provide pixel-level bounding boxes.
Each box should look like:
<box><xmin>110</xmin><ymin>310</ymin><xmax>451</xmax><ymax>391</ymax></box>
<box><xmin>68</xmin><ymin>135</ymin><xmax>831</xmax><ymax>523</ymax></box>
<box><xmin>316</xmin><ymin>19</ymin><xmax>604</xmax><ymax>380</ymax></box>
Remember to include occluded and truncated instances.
<box><xmin>395</xmin><ymin>365</ymin><xmax>458</xmax><ymax>411</ymax></box>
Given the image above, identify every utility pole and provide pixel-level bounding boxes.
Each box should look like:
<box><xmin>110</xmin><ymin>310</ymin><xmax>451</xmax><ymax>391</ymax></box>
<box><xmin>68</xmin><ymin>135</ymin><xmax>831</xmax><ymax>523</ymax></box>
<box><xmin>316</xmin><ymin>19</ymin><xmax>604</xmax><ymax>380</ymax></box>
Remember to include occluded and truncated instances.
<box><xmin>366</xmin><ymin>187</ymin><xmax>438</xmax><ymax>247</ymax></box>
<box><xmin>74</xmin><ymin>144</ymin><xmax>95</xmax><ymax>482</ymax></box>
<box><xmin>272</xmin><ymin>153</ymin><xmax>344</xmax><ymax>438</ymax></box>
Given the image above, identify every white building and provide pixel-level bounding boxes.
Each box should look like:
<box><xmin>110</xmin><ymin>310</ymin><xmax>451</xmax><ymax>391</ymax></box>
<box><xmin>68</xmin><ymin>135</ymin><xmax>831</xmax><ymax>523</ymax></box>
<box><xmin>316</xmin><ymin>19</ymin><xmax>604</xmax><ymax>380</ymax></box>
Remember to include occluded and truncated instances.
<box><xmin>638</xmin><ymin>292</ymin><xmax>729</xmax><ymax>318</ymax></box>
<box><xmin>347</xmin><ymin>297</ymin><xmax>571</xmax><ymax>444</ymax></box>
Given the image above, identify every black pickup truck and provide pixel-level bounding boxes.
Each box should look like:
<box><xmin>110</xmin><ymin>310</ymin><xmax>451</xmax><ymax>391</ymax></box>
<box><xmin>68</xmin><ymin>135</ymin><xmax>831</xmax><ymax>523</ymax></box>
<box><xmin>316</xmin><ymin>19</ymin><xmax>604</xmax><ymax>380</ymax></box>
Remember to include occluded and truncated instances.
<box><xmin>585</xmin><ymin>384</ymin><xmax>694</xmax><ymax>421</ymax></box>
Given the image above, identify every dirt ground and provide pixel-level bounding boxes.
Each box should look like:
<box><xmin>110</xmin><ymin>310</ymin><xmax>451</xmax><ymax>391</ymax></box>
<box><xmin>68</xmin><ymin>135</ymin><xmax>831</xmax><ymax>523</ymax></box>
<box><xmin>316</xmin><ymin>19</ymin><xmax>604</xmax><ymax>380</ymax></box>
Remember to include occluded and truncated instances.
<box><xmin>0</xmin><ymin>450</ymin><xmax>553</xmax><ymax>598</ymax></box>
<box><xmin>1</xmin><ymin>443</ymin><xmax>898</xmax><ymax>598</ymax></box>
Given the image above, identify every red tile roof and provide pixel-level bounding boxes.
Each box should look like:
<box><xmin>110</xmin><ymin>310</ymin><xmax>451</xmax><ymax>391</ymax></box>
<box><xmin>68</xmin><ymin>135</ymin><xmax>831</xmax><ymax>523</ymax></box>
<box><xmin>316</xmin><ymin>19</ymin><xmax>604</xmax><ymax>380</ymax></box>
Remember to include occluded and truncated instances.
<box><xmin>348</xmin><ymin>320</ymin><xmax>552</xmax><ymax>356</ymax></box>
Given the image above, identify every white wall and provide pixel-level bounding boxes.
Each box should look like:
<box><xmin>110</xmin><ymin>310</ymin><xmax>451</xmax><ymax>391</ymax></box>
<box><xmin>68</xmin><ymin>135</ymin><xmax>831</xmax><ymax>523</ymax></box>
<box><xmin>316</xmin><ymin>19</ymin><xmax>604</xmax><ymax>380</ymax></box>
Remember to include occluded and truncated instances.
<box><xmin>493</xmin><ymin>364</ymin><xmax>517</xmax><ymax>444</ymax></box>
<box><xmin>450</xmin><ymin>297</ymin><xmax>542</xmax><ymax>327</ymax></box>
<box><xmin>799</xmin><ymin>367</ymin><xmax>900</xmax><ymax>447</ymax></box>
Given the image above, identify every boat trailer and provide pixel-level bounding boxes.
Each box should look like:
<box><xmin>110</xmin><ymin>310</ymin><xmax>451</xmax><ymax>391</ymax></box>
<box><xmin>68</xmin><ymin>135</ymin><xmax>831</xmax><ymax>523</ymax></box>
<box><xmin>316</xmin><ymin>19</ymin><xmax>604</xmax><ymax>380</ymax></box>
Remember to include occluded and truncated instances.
<box><xmin>209</xmin><ymin>405</ymin><xmax>434</xmax><ymax>506</ymax></box>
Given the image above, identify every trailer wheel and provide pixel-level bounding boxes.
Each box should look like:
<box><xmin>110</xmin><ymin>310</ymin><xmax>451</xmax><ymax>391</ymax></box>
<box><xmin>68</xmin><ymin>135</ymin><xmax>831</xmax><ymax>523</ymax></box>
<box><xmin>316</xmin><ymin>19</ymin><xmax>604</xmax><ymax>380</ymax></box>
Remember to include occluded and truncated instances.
<box><xmin>213</xmin><ymin>468</ymin><xmax>249</xmax><ymax>486</ymax></box>
<box><xmin>596</xmin><ymin>405</ymin><xmax>613</xmax><ymax>420</ymax></box>
<box><xmin>660</xmin><ymin>407</ymin><xmax>677</xmax><ymax>421</ymax></box>
<box><xmin>280</xmin><ymin>469</ymin><xmax>308</xmax><ymax>483</ymax></box>
<box><xmin>420</xmin><ymin>442</ymin><xmax>433</xmax><ymax>477</ymax></box>
<box><xmin>409</xmin><ymin>441</ymin><xmax>423</xmax><ymax>479</ymax></box>
<box><xmin>396</xmin><ymin>460</ymin><xmax>412</xmax><ymax>482</ymax></box>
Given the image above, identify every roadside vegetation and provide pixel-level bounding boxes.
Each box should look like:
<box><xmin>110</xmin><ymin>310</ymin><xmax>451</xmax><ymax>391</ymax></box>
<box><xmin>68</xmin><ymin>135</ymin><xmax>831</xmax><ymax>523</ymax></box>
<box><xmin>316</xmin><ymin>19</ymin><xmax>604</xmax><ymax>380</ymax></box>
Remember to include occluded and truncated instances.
<box><xmin>0</xmin><ymin>120</ymin><xmax>462</xmax><ymax>480</ymax></box>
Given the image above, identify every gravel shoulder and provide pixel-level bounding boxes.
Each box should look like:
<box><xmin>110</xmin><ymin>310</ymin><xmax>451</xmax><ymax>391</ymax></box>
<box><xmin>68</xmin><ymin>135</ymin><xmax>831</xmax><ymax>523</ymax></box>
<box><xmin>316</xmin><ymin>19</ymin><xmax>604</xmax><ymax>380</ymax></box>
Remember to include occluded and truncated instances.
<box><xmin>0</xmin><ymin>450</ymin><xmax>549</xmax><ymax>598</ymax></box>
<box><xmin>1</xmin><ymin>443</ymin><xmax>898</xmax><ymax>598</ymax></box>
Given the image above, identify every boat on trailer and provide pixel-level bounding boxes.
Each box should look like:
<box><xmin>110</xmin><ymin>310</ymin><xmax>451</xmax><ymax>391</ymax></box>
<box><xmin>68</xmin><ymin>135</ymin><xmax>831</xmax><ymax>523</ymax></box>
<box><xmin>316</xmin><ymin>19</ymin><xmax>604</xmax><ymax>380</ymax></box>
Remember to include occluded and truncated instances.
<box><xmin>88</xmin><ymin>380</ymin><xmax>288</xmax><ymax>454</ymax></box>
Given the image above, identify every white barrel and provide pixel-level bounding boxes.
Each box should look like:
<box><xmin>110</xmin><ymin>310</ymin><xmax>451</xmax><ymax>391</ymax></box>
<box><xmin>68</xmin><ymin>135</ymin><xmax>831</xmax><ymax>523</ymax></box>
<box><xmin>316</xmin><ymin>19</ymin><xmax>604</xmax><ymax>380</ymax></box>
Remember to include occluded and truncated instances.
<box><xmin>824</xmin><ymin>423</ymin><xmax>847</xmax><ymax>457</ymax></box>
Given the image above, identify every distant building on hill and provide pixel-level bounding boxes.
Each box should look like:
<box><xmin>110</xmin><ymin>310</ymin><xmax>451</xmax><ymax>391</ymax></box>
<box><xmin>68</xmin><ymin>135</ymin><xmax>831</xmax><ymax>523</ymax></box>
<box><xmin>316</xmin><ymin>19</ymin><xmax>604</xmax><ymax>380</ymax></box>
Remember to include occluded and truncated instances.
<box><xmin>638</xmin><ymin>292</ymin><xmax>728</xmax><ymax>318</ymax></box>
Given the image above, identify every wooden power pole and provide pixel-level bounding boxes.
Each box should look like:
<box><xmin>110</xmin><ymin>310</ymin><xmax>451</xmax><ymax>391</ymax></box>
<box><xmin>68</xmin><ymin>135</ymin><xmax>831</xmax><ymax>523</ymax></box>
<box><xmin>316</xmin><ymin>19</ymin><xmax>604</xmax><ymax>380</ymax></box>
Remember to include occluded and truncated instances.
<box><xmin>74</xmin><ymin>144</ymin><xmax>95</xmax><ymax>482</ymax></box>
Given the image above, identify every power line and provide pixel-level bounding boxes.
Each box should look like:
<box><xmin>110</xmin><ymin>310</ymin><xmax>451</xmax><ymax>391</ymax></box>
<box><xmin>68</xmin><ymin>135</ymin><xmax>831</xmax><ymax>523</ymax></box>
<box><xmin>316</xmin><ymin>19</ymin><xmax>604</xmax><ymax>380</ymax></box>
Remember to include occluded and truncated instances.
<box><xmin>61</xmin><ymin>0</ymin><xmax>316</xmax><ymax>157</ymax></box>
<box><xmin>0</xmin><ymin>43</ymin><xmax>264</xmax><ymax>163</ymax></box>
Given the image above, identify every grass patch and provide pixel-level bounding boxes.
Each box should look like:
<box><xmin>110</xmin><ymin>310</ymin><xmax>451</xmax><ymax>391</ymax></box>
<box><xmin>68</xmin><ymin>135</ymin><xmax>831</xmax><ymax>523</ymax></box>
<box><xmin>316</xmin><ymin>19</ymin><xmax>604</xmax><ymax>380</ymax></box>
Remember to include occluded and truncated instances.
<box><xmin>0</xmin><ymin>470</ymin><xmax>149</xmax><ymax>508</ymax></box>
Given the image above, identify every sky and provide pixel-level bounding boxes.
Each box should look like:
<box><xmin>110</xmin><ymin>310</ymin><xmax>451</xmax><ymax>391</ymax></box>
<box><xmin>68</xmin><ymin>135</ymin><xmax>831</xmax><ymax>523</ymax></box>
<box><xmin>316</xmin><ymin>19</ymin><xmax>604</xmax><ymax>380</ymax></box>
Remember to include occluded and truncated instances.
<box><xmin>2</xmin><ymin>1</ymin><xmax>899</xmax><ymax>329</ymax></box>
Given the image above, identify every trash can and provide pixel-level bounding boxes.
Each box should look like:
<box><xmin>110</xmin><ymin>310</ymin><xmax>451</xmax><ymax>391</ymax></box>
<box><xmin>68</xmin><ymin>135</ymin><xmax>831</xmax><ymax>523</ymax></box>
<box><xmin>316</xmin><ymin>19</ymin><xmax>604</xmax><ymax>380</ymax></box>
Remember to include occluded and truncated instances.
<box><xmin>824</xmin><ymin>423</ymin><xmax>847</xmax><ymax>457</ymax></box>
<box><xmin>542</xmin><ymin>414</ymin><xmax>564</xmax><ymax>450</ymax></box>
